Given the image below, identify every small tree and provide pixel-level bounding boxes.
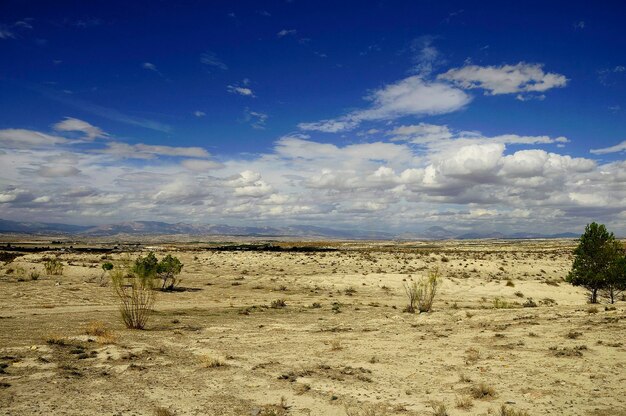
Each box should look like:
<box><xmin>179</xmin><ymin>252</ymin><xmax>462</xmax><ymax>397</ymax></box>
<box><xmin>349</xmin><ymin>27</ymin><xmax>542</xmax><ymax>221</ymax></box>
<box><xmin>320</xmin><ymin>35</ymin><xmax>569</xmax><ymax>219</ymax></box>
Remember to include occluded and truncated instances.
<box><xmin>567</xmin><ymin>222</ymin><xmax>623</xmax><ymax>303</ymax></box>
<box><xmin>157</xmin><ymin>254</ymin><xmax>183</xmax><ymax>291</ymax></box>
<box><xmin>403</xmin><ymin>267</ymin><xmax>441</xmax><ymax>313</ymax></box>
<box><xmin>132</xmin><ymin>252</ymin><xmax>158</xmax><ymax>279</ymax></box>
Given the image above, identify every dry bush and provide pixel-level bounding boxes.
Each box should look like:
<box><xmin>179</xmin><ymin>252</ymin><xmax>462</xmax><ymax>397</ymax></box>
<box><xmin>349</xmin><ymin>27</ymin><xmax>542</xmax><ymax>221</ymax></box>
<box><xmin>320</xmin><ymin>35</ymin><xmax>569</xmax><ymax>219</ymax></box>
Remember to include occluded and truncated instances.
<box><xmin>271</xmin><ymin>299</ymin><xmax>287</xmax><ymax>309</ymax></box>
<box><xmin>44</xmin><ymin>258</ymin><xmax>64</xmax><ymax>275</ymax></box>
<box><xmin>345</xmin><ymin>402</ymin><xmax>389</xmax><ymax>416</ymax></box>
<box><xmin>431</xmin><ymin>402</ymin><xmax>449</xmax><ymax>416</ymax></box>
<box><xmin>470</xmin><ymin>382</ymin><xmax>496</xmax><ymax>399</ymax></box>
<box><xmin>83</xmin><ymin>320</ymin><xmax>117</xmax><ymax>344</ymax></box>
<box><xmin>455</xmin><ymin>395</ymin><xmax>473</xmax><ymax>410</ymax></box>
<box><xmin>111</xmin><ymin>266</ymin><xmax>155</xmax><ymax>330</ymax></box>
<box><xmin>403</xmin><ymin>267</ymin><xmax>441</xmax><ymax>313</ymax></box>
<box><xmin>200</xmin><ymin>354</ymin><xmax>225</xmax><ymax>368</ymax></box>
<box><xmin>499</xmin><ymin>404</ymin><xmax>530</xmax><ymax>416</ymax></box>
<box><xmin>45</xmin><ymin>334</ymin><xmax>68</xmax><ymax>346</ymax></box>
<box><xmin>256</xmin><ymin>397</ymin><xmax>289</xmax><ymax>416</ymax></box>
<box><xmin>154</xmin><ymin>407</ymin><xmax>175</xmax><ymax>416</ymax></box>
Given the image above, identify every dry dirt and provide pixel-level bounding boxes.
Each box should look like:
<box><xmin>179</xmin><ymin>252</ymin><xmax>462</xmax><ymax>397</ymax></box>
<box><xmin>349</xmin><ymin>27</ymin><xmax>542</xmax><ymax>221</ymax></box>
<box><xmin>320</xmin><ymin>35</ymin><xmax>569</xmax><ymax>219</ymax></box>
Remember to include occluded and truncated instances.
<box><xmin>1</xmin><ymin>239</ymin><xmax>625</xmax><ymax>416</ymax></box>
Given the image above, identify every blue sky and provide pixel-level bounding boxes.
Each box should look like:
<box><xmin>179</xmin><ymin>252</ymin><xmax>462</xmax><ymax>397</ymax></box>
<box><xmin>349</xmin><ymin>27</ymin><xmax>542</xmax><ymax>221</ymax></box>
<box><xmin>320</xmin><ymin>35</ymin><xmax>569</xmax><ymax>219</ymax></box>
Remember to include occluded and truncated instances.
<box><xmin>1</xmin><ymin>1</ymin><xmax>626</xmax><ymax>234</ymax></box>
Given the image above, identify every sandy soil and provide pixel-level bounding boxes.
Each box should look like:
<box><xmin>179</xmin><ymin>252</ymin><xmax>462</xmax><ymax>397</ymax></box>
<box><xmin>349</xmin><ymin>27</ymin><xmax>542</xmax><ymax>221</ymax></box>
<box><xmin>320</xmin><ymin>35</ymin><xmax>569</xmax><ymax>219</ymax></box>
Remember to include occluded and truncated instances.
<box><xmin>0</xmin><ymin>239</ymin><xmax>625</xmax><ymax>416</ymax></box>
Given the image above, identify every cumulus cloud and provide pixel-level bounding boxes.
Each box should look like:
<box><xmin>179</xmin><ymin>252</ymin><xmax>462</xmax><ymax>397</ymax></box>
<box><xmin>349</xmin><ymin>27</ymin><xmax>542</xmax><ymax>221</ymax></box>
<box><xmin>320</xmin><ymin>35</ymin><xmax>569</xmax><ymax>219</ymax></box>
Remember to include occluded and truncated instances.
<box><xmin>299</xmin><ymin>76</ymin><xmax>471</xmax><ymax>132</ymax></box>
<box><xmin>0</xmin><ymin>129</ymin><xmax>68</xmax><ymax>148</ymax></box>
<box><xmin>1</xmin><ymin>120</ymin><xmax>625</xmax><ymax>234</ymax></box>
<box><xmin>53</xmin><ymin>117</ymin><xmax>107</xmax><ymax>140</ymax></box>
<box><xmin>389</xmin><ymin>123</ymin><xmax>569</xmax><ymax>150</ymax></box>
<box><xmin>438</xmin><ymin>62</ymin><xmax>567</xmax><ymax>96</ymax></box>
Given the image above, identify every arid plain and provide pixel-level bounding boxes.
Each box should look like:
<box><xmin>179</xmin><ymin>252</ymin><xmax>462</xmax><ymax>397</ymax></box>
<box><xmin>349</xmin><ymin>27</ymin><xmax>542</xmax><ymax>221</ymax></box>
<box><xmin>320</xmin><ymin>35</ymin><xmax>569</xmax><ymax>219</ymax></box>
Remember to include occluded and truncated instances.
<box><xmin>1</xmin><ymin>239</ymin><xmax>625</xmax><ymax>416</ymax></box>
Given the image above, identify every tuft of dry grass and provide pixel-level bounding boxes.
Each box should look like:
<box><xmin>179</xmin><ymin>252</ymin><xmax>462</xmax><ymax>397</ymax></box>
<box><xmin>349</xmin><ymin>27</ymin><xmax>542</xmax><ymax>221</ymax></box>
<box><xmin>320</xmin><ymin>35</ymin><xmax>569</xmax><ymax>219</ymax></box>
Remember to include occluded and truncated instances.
<box><xmin>470</xmin><ymin>382</ymin><xmax>496</xmax><ymax>399</ymax></box>
<box><xmin>330</xmin><ymin>339</ymin><xmax>343</xmax><ymax>351</ymax></box>
<box><xmin>499</xmin><ymin>404</ymin><xmax>530</xmax><ymax>416</ymax></box>
<box><xmin>431</xmin><ymin>402</ymin><xmax>449</xmax><ymax>416</ymax></box>
<box><xmin>45</xmin><ymin>334</ymin><xmax>68</xmax><ymax>346</ymax></box>
<box><xmin>154</xmin><ymin>407</ymin><xmax>175</xmax><ymax>416</ymax></box>
<box><xmin>455</xmin><ymin>395</ymin><xmax>473</xmax><ymax>410</ymax></box>
<box><xmin>84</xmin><ymin>321</ymin><xmax>118</xmax><ymax>344</ymax></box>
<box><xmin>199</xmin><ymin>354</ymin><xmax>226</xmax><ymax>368</ymax></box>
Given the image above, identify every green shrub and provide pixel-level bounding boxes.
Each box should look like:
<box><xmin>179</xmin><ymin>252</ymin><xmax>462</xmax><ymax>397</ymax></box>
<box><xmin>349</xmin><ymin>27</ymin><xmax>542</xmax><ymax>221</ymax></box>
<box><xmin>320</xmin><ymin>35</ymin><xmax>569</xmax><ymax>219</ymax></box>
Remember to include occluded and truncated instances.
<box><xmin>111</xmin><ymin>266</ymin><xmax>155</xmax><ymax>329</ymax></box>
<box><xmin>403</xmin><ymin>267</ymin><xmax>441</xmax><ymax>313</ymax></box>
<box><xmin>44</xmin><ymin>258</ymin><xmax>64</xmax><ymax>275</ymax></box>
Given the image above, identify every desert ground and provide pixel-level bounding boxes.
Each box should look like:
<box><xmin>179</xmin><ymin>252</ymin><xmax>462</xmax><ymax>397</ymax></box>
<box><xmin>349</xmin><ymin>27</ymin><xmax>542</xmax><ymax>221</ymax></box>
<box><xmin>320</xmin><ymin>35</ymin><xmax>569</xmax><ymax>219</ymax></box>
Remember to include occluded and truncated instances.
<box><xmin>0</xmin><ymin>238</ymin><xmax>625</xmax><ymax>416</ymax></box>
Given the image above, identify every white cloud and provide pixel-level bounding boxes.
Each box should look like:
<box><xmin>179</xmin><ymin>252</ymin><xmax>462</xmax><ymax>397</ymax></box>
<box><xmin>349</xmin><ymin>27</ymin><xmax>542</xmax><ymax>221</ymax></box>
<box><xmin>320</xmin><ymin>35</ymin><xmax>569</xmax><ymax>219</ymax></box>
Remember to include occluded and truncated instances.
<box><xmin>0</xmin><ymin>129</ymin><xmax>68</xmax><ymax>148</ymax></box>
<box><xmin>200</xmin><ymin>51</ymin><xmax>228</xmax><ymax>70</ymax></box>
<box><xmin>0</xmin><ymin>26</ymin><xmax>15</xmax><ymax>39</ymax></box>
<box><xmin>193</xmin><ymin>111</ymin><xmax>206</xmax><ymax>117</ymax></box>
<box><xmin>299</xmin><ymin>76</ymin><xmax>470</xmax><ymax>132</ymax></box>
<box><xmin>102</xmin><ymin>142</ymin><xmax>211</xmax><ymax>159</ymax></box>
<box><xmin>438</xmin><ymin>62</ymin><xmax>567</xmax><ymax>96</ymax></box>
<box><xmin>142</xmin><ymin>62</ymin><xmax>158</xmax><ymax>71</ymax></box>
<box><xmin>244</xmin><ymin>109</ymin><xmax>268</xmax><ymax>129</ymax></box>
<box><xmin>277</xmin><ymin>29</ymin><xmax>297</xmax><ymax>37</ymax></box>
<box><xmin>410</xmin><ymin>36</ymin><xmax>444</xmax><ymax>77</ymax></box>
<box><xmin>36</xmin><ymin>165</ymin><xmax>81</xmax><ymax>177</ymax></box>
<box><xmin>181</xmin><ymin>159</ymin><xmax>224</xmax><ymax>171</ymax></box>
<box><xmin>53</xmin><ymin>117</ymin><xmax>107</xmax><ymax>140</ymax></box>
<box><xmin>1</xmin><ymin>120</ymin><xmax>625</xmax><ymax>234</ymax></box>
<box><xmin>590</xmin><ymin>141</ymin><xmax>626</xmax><ymax>155</ymax></box>
<box><xmin>227</xmin><ymin>85</ymin><xmax>255</xmax><ymax>97</ymax></box>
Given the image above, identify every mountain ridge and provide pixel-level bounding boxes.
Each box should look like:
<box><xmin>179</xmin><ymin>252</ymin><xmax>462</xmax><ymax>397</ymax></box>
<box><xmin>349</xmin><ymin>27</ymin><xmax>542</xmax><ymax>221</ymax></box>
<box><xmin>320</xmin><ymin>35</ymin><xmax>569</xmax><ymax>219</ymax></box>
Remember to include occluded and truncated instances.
<box><xmin>0</xmin><ymin>218</ymin><xmax>581</xmax><ymax>240</ymax></box>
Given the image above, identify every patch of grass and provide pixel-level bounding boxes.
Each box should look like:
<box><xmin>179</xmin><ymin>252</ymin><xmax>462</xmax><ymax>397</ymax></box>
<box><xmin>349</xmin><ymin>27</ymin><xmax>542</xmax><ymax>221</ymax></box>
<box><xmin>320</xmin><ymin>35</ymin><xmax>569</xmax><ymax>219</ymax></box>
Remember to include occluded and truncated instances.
<box><xmin>431</xmin><ymin>402</ymin><xmax>449</xmax><ymax>416</ymax></box>
<box><xmin>455</xmin><ymin>395</ymin><xmax>473</xmax><ymax>410</ymax></box>
<box><xmin>493</xmin><ymin>298</ymin><xmax>515</xmax><ymax>309</ymax></box>
<box><xmin>45</xmin><ymin>334</ymin><xmax>68</xmax><ymax>346</ymax></box>
<box><xmin>499</xmin><ymin>404</ymin><xmax>530</xmax><ymax>416</ymax></box>
<box><xmin>565</xmin><ymin>330</ymin><xmax>583</xmax><ymax>339</ymax></box>
<box><xmin>586</xmin><ymin>306</ymin><xmax>599</xmax><ymax>314</ymax></box>
<box><xmin>270</xmin><ymin>299</ymin><xmax>287</xmax><ymax>309</ymax></box>
<box><xmin>523</xmin><ymin>298</ymin><xmax>537</xmax><ymax>308</ymax></box>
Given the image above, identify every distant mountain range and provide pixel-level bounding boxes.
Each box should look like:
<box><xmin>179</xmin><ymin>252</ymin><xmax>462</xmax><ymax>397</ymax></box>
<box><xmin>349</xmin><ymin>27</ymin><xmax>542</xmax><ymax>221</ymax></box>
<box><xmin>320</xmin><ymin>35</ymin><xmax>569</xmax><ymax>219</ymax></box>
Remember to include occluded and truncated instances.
<box><xmin>0</xmin><ymin>218</ymin><xmax>580</xmax><ymax>240</ymax></box>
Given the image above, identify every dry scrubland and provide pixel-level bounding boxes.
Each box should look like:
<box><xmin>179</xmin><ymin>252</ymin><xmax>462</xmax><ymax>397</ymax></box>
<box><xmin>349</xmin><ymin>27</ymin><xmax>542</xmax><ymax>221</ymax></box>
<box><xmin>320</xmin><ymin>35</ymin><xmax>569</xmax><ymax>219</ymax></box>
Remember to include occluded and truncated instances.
<box><xmin>1</xmin><ymin>239</ymin><xmax>625</xmax><ymax>416</ymax></box>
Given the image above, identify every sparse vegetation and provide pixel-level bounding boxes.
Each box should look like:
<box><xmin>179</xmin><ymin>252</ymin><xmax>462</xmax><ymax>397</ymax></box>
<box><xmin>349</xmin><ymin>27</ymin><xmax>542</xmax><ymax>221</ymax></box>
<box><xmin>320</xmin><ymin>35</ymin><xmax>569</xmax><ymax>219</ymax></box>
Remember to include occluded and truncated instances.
<box><xmin>567</xmin><ymin>222</ymin><xmax>625</xmax><ymax>303</ymax></box>
<box><xmin>403</xmin><ymin>267</ymin><xmax>441</xmax><ymax>313</ymax></box>
<box><xmin>44</xmin><ymin>258</ymin><xmax>64</xmax><ymax>275</ymax></box>
<box><xmin>111</xmin><ymin>264</ymin><xmax>155</xmax><ymax>330</ymax></box>
<box><xmin>470</xmin><ymin>382</ymin><xmax>496</xmax><ymax>399</ymax></box>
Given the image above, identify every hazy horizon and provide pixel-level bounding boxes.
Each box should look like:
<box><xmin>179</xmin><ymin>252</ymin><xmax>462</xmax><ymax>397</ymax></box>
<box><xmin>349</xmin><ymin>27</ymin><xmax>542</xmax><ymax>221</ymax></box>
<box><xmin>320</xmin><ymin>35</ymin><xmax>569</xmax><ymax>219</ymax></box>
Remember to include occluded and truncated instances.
<box><xmin>1</xmin><ymin>1</ymin><xmax>626</xmax><ymax>235</ymax></box>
